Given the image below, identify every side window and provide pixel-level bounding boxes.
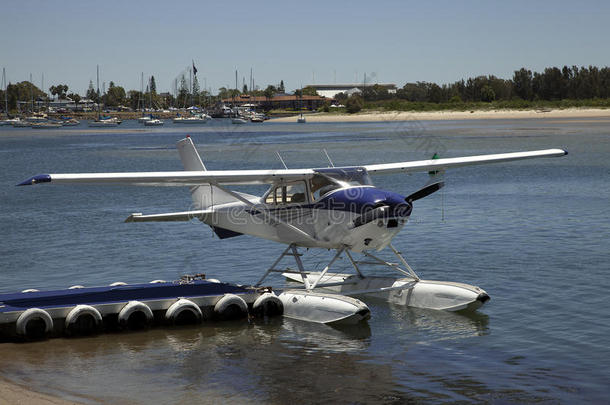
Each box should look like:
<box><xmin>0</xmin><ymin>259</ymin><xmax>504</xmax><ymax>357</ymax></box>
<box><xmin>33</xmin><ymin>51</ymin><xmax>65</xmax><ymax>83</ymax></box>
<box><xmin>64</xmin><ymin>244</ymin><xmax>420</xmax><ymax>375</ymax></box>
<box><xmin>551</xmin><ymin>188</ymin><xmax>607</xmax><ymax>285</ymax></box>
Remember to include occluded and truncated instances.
<box><xmin>266</xmin><ymin>181</ymin><xmax>308</xmax><ymax>205</ymax></box>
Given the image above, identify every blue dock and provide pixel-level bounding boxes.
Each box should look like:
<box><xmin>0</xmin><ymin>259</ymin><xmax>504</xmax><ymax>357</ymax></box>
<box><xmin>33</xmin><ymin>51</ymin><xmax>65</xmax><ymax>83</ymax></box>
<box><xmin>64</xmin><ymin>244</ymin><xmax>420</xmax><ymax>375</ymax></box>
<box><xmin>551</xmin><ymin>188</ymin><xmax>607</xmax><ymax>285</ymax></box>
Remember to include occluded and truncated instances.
<box><xmin>0</xmin><ymin>276</ymin><xmax>283</xmax><ymax>340</ymax></box>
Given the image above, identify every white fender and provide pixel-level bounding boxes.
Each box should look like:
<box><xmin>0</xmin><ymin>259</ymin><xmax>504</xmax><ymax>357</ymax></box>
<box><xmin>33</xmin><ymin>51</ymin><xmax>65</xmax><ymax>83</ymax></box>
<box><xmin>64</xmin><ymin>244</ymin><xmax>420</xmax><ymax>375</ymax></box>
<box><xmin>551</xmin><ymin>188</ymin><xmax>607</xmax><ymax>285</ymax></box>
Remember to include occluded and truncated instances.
<box><xmin>252</xmin><ymin>292</ymin><xmax>284</xmax><ymax>317</ymax></box>
<box><xmin>109</xmin><ymin>282</ymin><xmax>127</xmax><ymax>286</ymax></box>
<box><xmin>68</xmin><ymin>285</ymin><xmax>85</xmax><ymax>289</ymax></box>
<box><xmin>21</xmin><ymin>289</ymin><xmax>39</xmax><ymax>293</ymax></box>
<box><xmin>214</xmin><ymin>294</ymin><xmax>248</xmax><ymax>319</ymax></box>
<box><xmin>65</xmin><ymin>305</ymin><xmax>103</xmax><ymax>332</ymax></box>
<box><xmin>118</xmin><ymin>301</ymin><xmax>154</xmax><ymax>327</ymax></box>
<box><xmin>165</xmin><ymin>299</ymin><xmax>203</xmax><ymax>324</ymax></box>
<box><xmin>16</xmin><ymin>308</ymin><xmax>53</xmax><ymax>336</ymax></box>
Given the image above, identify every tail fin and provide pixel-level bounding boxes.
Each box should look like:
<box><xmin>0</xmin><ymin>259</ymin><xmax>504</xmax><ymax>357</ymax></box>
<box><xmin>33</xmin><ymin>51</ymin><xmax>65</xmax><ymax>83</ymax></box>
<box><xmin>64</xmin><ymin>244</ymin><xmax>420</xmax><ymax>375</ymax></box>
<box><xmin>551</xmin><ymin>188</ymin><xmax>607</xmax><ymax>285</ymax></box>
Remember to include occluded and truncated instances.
<box><xmin>176</xmin><ymin>137</ymin><xmax>236</xmax><ymax>209</ymax></box>
<box><xmin>177</xmin><ymin>137</ymin><xmax>207</xmax><ymax>171</ymax></box>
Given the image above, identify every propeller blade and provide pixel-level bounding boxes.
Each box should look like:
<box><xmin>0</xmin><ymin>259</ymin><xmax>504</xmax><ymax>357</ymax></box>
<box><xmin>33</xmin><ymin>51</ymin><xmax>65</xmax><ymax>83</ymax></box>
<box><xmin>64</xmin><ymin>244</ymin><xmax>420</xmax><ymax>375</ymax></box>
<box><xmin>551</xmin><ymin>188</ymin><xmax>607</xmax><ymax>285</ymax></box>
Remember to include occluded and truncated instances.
<box><xmin>406</xmin><ymin>181</ymin><xmax>444</xmax><ymax>203</ymax></box>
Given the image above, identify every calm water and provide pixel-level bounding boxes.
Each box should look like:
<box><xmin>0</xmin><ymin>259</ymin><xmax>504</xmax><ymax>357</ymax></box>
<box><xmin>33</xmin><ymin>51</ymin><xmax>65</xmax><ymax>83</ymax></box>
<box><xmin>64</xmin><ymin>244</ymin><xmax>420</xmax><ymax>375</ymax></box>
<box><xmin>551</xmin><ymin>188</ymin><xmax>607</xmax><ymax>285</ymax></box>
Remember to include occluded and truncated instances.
<box><xmin>0</xmin><ymin>118</ymin><xmax>608</xmax><ymax>404</ymax></box>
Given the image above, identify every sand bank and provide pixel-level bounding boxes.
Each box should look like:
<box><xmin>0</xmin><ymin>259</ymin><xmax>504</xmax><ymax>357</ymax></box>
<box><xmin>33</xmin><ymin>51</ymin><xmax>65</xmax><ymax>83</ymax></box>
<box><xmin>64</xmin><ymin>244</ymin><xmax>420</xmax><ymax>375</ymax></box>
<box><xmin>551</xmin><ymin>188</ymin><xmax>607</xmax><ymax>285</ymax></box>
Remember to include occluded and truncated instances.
<box><xmin>270</xmin><ymin>108</ymin><xmax>610</xmax><ymax>123</ymax></box>
<box><xmin>0</xmin><ymin>377</ymin><xmax>81</xmax><ymax>405</ymax></box>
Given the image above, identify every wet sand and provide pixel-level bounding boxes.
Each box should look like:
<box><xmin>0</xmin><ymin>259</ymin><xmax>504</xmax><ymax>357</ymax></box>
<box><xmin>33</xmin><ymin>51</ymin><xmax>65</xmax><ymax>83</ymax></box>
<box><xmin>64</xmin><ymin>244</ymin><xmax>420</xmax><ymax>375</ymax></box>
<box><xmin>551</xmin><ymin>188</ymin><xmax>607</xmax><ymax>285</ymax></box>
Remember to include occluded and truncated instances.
<box><xmin>0</xmin><ymin>377</ymin><xmax>80</xmax><ymax>405</ymax></box>
<box><xmin>270</xmin><ymin>107</ymin><xmax>610</xmax><ymax>122</ymax></box>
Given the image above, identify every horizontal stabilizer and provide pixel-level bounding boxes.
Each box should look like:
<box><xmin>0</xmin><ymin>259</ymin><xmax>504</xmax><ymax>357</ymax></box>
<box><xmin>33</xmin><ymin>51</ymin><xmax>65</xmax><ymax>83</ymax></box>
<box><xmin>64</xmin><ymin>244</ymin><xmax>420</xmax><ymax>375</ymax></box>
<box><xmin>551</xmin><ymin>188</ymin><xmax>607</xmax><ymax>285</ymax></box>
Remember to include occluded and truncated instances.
<box><xmin>125</xmin><ymin>210</ymin><xmax>212</xmax><ymax>223</ymax></box>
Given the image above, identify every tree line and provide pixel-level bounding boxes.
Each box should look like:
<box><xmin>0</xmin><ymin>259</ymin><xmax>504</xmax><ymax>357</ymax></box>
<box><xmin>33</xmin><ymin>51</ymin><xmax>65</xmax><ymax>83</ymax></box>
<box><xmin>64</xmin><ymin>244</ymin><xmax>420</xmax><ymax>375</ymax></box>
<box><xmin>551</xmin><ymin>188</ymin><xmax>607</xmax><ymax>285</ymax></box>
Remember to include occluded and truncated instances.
<box><xmin>3</xmin><ymin>65</ymin><xmax>610</xmax><ymax>114</ymax></box>
<box><xmin>357</xmin><ymin>66</ymin><xmax>610</xmax><ymax>103</ymax></box>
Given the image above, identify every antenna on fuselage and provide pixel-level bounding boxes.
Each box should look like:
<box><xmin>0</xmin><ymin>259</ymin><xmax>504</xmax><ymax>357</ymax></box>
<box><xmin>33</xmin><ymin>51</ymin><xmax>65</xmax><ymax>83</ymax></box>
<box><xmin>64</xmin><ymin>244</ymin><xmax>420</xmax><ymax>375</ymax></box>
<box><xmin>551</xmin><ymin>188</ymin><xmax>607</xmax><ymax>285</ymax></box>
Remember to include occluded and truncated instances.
<box><xmin>276</xmin><ymin>151</ymin><xmax>288</xmax><ymax>169</ymax></box>
<box><xmin>322</xmin><ymin>149</ymin><xmax>335</xmax><ymax>167</ymax></box>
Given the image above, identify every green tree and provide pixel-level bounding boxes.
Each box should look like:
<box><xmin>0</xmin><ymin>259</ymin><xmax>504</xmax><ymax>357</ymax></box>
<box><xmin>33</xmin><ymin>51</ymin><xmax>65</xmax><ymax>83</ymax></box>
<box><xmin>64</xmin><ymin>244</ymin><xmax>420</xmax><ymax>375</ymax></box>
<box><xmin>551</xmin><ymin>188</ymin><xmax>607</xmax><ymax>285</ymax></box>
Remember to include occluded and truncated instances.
<box><xmin>67</xmin><ymin>93</ymin><xmax>81</xmax><ymax>110</ymax></box>
<box><xmin>178</xmin><ymin>74</ymin><xmax>188</xmax><ymax>107</ymax></box>
<box><xmin>480</xmin><ymin>85</ymin><xmax>496</xmax><ymax>102</ymax></box>
<box><xmin>127</xmin><ymin>90</ymin><xmax>143</xmax><ymax>110</ymax></box>
<box><xmin>86</xmin><ymin>80</ymin><xmax>98</xmax><ymax>102</ymax></box>
<box><xmin>7</xmin><ymin>81</ymin><xmax>46</xmax><ymax>111</ymax></box>
<box><xmin>217</xmin><ymin>87</ymin><xmax>232</xmax><ymax>100</ymax></box>
<box><xmin>301</xmin><ymin>86</ymin><xmax>318</xmax><ymax>96</ymax></box>
<box><xmin>345</xmin><ymin>94</ymin><xmax>363</xmax><ymax>113</ymax></box>
<box><xmin>49</xmin><ymin>84</ymin><xmax>69</xmax><ymax>99</ymax></box>
<box><xmin>279</xmin><ymin>80</ymin><xmax>285</xmax><ymax>93</ymax></box>
<box><xmin>106</xmin><ymin>82</ymin><xmax>126</xmax><ymax>107</ymax></box>
<box><xmin>264</xmin><ymin>85</ymin><xmax>276</xmax><ymax>101</ymax></box>
<box><xmin>150</xmin><ymin>76</ymin><xmax>157</xmax><ymax>95</ymax></box>
<box><xmin>334</xmin><ymin>92</ymin><xmax>348</xmax><ymax>103</ymax></box>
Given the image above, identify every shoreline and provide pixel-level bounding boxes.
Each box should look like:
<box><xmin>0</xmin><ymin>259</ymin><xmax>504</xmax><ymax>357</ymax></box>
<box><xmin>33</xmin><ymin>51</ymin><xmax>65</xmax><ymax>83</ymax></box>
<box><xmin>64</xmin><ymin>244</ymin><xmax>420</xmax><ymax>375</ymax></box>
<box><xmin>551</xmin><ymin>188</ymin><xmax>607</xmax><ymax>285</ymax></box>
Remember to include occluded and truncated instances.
<box><xmin>0</xmin><ymin>376</ymin><xmax>81</xmax><ymax>405</ymax></box>
<box><xmin>270</xmin><ymin>107</ymin><xmax>610</xmax><ymax>122</ymax></box>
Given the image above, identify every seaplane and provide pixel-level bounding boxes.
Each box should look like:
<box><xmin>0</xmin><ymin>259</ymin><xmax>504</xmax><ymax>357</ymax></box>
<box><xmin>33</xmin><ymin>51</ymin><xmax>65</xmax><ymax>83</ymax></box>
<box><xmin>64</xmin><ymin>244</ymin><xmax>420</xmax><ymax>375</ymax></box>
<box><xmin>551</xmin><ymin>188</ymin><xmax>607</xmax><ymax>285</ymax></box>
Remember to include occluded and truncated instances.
<box><xmin>18</xmin><ymin>136</ymin><xmax>567</xmax><ymax>325</ymax></box>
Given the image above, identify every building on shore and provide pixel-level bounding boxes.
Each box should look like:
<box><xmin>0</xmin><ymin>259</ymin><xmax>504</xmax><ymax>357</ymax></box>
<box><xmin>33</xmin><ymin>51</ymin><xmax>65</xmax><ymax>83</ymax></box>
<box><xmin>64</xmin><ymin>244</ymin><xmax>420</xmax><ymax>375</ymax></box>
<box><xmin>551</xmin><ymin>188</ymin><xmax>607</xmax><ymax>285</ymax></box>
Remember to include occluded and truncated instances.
<box><xmin>305</xmin><ymin>83</ymin><xmax>397</xmax><ymax>99</ymax></box>
<box><xmin>221</xmin><ymin>94</ymin><xmax>327</xmax><ymax>110</ymax></box>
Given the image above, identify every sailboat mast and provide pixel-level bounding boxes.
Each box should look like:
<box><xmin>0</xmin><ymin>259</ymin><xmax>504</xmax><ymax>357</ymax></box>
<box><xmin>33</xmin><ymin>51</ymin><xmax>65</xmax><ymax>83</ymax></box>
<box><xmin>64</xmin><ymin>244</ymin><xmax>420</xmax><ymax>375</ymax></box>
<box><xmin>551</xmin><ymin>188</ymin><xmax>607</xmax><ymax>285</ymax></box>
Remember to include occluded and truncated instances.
<box><xmin>2</xmin><ymin>68</ymin><xmax>7</xmax><ymax>116</ymax></box>
<box><xmin>140</xmin><ymin>72</ymin><xmax>144</xmax><ymax>114</ymax></box>
<box><xmin>96</xmin><ymin>65</ymin><xmax>100</xmax><ymax>119</ymax></box>
<box><xmin>30</xmin><ymin>73</ymin><xmax>33</xmax><ymax>112</ymax></box>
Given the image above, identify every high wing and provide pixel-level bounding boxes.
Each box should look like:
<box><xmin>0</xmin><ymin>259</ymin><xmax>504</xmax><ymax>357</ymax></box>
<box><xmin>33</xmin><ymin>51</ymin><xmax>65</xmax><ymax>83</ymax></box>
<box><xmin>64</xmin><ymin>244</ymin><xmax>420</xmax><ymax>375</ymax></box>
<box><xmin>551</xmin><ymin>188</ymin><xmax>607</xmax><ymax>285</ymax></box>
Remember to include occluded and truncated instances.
<box><xmin>18</xmin><ymin>148</ymin><xmax>566</xmax><ymax>187</ymax></box>
<box><xmin>362</xmin><ymin>149</ymin><xmax>567</xmax><ymax>174</ymax></box>
<box><xmin>18</xmin><ymin>169</ymin><xmax>315</xmax><ymax>186</ymax></box>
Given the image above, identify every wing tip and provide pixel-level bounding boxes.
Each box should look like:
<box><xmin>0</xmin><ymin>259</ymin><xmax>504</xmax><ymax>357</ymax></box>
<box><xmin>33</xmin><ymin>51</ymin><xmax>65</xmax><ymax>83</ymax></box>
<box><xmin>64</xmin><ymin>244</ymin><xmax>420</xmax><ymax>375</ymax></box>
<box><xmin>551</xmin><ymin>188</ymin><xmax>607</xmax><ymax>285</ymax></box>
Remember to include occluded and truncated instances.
<box><xmin>17</xmin><ymin>174</ymin><xmax>51</xmax><ymax>186</ymax></box>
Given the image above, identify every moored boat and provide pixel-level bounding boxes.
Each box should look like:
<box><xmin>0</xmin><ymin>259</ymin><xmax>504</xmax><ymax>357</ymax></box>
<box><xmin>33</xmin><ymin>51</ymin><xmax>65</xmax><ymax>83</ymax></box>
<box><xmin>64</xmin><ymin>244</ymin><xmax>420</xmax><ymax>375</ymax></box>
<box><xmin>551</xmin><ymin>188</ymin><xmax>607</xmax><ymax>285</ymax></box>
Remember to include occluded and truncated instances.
<box><xmin>144</xmin><ymin>118</ymin><xmax>164</xmax><ymax>126</ymax></box>
<box><xmin>31</xmin><ymin>121</ymin><xmax>62</xmax><ymax>129</ymax></box>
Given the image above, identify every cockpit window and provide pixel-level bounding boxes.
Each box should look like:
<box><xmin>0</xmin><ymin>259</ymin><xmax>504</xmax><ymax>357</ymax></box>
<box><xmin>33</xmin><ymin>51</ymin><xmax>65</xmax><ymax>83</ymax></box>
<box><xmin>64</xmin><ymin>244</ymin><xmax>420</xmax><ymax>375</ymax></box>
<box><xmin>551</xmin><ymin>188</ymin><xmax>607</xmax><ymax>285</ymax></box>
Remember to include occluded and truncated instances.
<box><xmin>310</xmin><ymin>174</ymin><xmax>342</xmax><ymax>201</ymax></box>
<box><xmin>265</xmin><ymin>181</ymin><xmax>308</xmax><ymax>205</ymax></box>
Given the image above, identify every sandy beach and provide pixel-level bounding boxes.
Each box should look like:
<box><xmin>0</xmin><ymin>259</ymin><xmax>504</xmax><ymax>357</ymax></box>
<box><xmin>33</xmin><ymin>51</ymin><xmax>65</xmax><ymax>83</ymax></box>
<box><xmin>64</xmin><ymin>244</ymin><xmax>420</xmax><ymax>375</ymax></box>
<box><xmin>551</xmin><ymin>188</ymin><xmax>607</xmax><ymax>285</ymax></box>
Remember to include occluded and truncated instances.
<box><xmin>270</xmin><ymin>108</ymin><xmax>610</xmax><ymax>123</ymax></box>
<box><xmin>0</xmin><ymin>377</ymin><xmax>80</xmax><ymax>405</ymax></box>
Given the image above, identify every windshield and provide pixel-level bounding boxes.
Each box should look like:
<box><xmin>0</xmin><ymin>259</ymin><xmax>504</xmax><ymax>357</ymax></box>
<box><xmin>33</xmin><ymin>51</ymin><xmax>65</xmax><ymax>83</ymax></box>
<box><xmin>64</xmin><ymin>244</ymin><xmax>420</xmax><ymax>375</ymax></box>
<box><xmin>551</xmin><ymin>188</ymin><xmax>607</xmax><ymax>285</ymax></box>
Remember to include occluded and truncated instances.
<box><xmin>314</xmin><ymin>167</ymin><xmax>372</xmax><ymax>186</ymax></box>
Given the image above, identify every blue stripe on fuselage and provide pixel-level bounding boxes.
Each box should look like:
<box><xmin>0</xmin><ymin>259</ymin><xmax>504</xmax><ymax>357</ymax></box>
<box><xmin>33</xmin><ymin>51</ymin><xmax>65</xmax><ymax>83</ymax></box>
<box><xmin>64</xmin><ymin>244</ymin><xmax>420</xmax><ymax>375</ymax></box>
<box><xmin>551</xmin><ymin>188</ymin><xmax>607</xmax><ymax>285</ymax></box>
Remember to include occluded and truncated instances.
<box><xmin>253</xmin><ymin>187</ymin><xmax>411</xmax><ymax>217</ymax></box>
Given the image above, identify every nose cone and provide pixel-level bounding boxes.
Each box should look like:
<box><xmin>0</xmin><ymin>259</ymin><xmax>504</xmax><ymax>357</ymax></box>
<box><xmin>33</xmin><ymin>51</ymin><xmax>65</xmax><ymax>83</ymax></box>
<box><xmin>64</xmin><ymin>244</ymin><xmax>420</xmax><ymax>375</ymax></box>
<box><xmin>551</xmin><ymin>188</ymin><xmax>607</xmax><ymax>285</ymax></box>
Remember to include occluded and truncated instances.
<box><xmin>382</xmin><ymin>192</ymin><xmax>412</xmax><ymax>218</ymax></box>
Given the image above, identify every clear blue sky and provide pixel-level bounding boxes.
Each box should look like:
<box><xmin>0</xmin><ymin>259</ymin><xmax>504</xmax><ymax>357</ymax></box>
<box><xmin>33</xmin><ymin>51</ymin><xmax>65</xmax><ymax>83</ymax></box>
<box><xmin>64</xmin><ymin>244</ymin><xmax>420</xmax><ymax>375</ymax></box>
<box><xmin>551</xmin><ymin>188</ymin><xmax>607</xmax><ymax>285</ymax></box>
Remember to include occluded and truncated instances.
<box><xmin>1</xmin><ymin>0</ymin><xmax>608</xmax><ymax>95</ymax></box>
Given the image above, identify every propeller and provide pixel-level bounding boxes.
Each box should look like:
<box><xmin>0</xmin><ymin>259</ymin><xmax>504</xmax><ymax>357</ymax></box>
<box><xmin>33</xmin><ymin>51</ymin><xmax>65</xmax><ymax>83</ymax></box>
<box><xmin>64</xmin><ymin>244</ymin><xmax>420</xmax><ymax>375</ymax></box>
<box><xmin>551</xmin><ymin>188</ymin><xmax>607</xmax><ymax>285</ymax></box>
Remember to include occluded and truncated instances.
<box><xmin>352</xmin><ymin>181</ymin><xmax>445</xmax><ymax>229</ymax></box>
<box><xmin>405</xmin><ymin>181</ymin><xmax>444</xmax><ymax>203</ymax></box>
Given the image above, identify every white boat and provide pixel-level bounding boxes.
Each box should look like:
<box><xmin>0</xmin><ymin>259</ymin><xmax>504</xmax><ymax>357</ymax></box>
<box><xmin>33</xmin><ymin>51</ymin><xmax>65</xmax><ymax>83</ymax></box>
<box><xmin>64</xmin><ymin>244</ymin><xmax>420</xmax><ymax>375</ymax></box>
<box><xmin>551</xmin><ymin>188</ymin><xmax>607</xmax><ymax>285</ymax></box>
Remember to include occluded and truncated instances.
<box><xmin>250</xmin><ymin>113</ymin><xmax>265</xmax><ymax>123</ymax></box>
<box><xmin>12</xmin><ymin>120</ymin><xmax>31</xmax><ymax>127</ymax></box>
<box><xmin>278</xmin><ymin>290</ymin><xmax>370</xmax><ymax>324</ymax></box>
<box><xmin>61</xmin><ymin>118</ymin><xmax>80</xmax><ymax>126</ymax></box>
<box><xmin>1</xmin><ymin>117</ymin><xmax>22</xmax><ymax>126</ymax></box>
<box><xmin>89</xmin><ymin>118</ymin><xmax>119</xmax><ymax>127</ymax></box>
<box><xmin>138</xmin><ymin>116</ymin><xmax>152</xmax><ymax>123</ymax></box>
<box><xmin>31</xmin><ymin>121</ymin><xmax>62</xmax><ymax>129</ymax></box>
<box><xmin>231</xmin><ymin>117</ymin><xmax>248</xmax><ymax>124</ymax></box>
<box><xmin>26</xmin><ymin>113</ymin><xmax>48</xmax><ymax>122</ymax></box>
<box><xmin>297</xmin><ymin>115</ymin><xmax>306</xmax><ymax>123</ymax></box>
<box><xmin>173</xmin><ymin>115</ymin><xmax>208</xmax><ymax>124</ymax></box>
<box><xmin>144</xmin><ymin>118</ymin><xmax>164</xmax><ymax>126</ymax></box>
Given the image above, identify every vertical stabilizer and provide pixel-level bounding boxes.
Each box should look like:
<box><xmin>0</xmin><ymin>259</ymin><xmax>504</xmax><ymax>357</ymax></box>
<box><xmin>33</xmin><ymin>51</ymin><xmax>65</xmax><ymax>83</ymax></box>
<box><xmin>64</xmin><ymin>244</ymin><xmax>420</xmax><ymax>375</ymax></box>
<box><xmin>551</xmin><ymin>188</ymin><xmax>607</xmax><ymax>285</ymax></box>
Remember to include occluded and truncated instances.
<box><xmin>176</xmin><ymin>137</ymin><xmax>236</xmax><ymax>209</ymax></box>
<box><xmin>177</xmin><ymin>137</ymin><xmax>206</xmax><ymax>171</ymax></box>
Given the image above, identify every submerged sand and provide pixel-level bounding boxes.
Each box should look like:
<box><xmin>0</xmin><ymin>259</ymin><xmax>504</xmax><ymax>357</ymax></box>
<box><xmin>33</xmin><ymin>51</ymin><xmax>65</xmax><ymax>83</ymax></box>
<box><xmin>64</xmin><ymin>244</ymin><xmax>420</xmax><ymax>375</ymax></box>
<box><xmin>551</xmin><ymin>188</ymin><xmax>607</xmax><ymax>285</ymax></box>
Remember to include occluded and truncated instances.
<box><xmin>0</xmin><ymin>377</ymin><xmax>80</xmax><ymax>405</ymax></box>
<box><xmin>270</xmin><ymin>108</ymin><xmax>610</xmax><ymax>122</ymax></box>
